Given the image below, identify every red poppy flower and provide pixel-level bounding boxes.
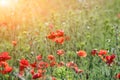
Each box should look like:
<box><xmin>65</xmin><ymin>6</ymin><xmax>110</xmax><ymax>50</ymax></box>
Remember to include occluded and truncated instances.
<box><xmin>30</xmin><ymin>62</ymin><xmax>37</xmax><ymax>68</ymax></box>
<box><xmin>0</xmin><ymin>66</ymin><xmax>13</xmax><ymax>74</ymax></box>
<box><xmin>52</xmin><ymin>76</ymin><xmax>56</xmax><ymax>80</ymax></box>
<box><xmin>12</xmin><ymin>40</ymin><xmax>17</xmax><ymax>46</ymax></box>
<box><xmin>36</xmin><ymin>55</ymin><xmax>42</xmax><ymax>61</ymax></box>
<box><xmin>66</xmin><ymin>61</ymin><xmax>77</xmax><ymax>68</ymax></box>
<box><xmin>38</xmin><ymin>69</ymin><xmax>46</xmax><ymax>74</ymax></box>
<box><xmin>116</xmin><ymin>73</ymin><xmax>120</xmax><ymax>79</ymax></box>
<box><xmin>30</xmin><ymin>69</ymin><xmax>35</xmax><ymax>75</ymax></box>
<box><xmin>47</xmin><ymin>29</ymin><xmax>68</xmax><ymax>44</ymax></box>
<box><xmin>47</xmin><ymin>55</ymin><xmax>55</xmax><ymax>61</ymax></box>
<box><xmin>98</xmin><ymin>50</ymin><xmax>107</xmax><ymax>56</ymax></box>
<box><xmin>47</xmin><ymin>32</ymin><xmax>56</xmax><ymax>39</ymax></box>
<box><xmin>58</xmin><ymin>61</ymin><xmax>65</xmax><ymax>67</ymax></box>
<box><xmin>50</xmin><ymin>61</ymin><xmax>56</xmax><ymax>67</ymax></box>
<box><xmin>19</xmin><ymin>59</ymin><xmax>29</xmax><ymax>71</ymax></box>
<box><xmin>77</xmin><ymin>50</ymin><xmax>87</xmax><ymax>57</ymax></box>
<box><xmin>0</xmin><ymin>62</ymin><xmax>12</xmax><ymax>74</ymax></box>
<box><xmin>57</xmin><ymin>49</ymin><xmax>65</xmax><ymax>56</ymax></box>
<box><xmin>56</xmin><ymin>30</ymin><xmax>64</xmax><ymax>37</ymax></box>
<box><xmin>91</xmin><ymin>49</ymin><xmax>97</xmax><ymax>56</ymax></box>
<box><xmin>0</xmin><ymin>61</ymin><xmax>8</xmax><ymax>67</ymax></box>
<box><xmin>54</xmin><ymin>37</ymin><xmax>65</xmax><ymax>44</ymax></box>
<box><xmin>0</xmin><ymin>52</ymin><xmax>11</xmax><ymax>61</ymax></box>
<box><xmin>73</xmin><ymin>67</ymin><xmax>83</xmax><ymax>74</ymax></box>
<box><xmin>105</xmin><ymin>54</ymin><xmax>116</xmax><ymax>65</ymax></box>
<box><xmin>38</xmin><ymin>61</ymin><xmax>49</xmax><ymax>69</ymax></box>
<box><xmin>32</xmin><ymin>73</ymin><xmax>42</xmax><ymax>79</ymax></box>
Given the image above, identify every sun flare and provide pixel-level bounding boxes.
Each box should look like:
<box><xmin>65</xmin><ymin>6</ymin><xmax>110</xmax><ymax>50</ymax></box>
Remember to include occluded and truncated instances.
<box><xmin>0</xmin><ymin>0</ymin><xmax>18</xmax><ymax>8</ymax></box>
<box><xmin>0</xmin><ymin>0</ymin><xmax>10</xmax><ymax>7</ymax></box>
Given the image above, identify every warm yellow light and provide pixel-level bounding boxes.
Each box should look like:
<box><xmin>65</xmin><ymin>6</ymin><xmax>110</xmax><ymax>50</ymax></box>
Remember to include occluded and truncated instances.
<box><xmin>0</xmin><ymin>0</ymin><xmax>10</xmax><ymax>7</ymax></box>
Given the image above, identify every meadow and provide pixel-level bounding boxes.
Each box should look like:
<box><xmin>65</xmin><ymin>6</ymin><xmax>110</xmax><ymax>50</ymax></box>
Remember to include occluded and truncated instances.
<box><xmin>0</xmin><ymin>0</ymin><xmax>120</xmax><ymax>80</ymax></box>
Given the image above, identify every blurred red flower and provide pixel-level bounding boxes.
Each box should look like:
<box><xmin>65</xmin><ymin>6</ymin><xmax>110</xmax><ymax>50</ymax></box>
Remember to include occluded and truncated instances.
<box><xmin>91</xmin><ymin>49</ymin><xmax>97</xmax><ymax>56</ymax></box>
<box><xmin>19</xmin><ymin>59</ymin><xmax>29</xmax><ymax>71</ymax></box>
<box><xmin>32</xmin><ymin>73</ymin><xmax>42</xmax><ymax>79</ymax></box>
<box><xmin>54</xmin><ymin>37</ymin><xmax>65</xmax><ymax>44</ymax></box>
<box><xmin>38</xmin><ymin>69</ymin><xmax>46</xmax><ymax>74</ymax></box>
<box><xmin>116</xmin><ymin>73</ymin><xmax>120</xmax><ymax>79</ymax></box>
<box><xmin>12</xmin><ymin>40</ymin><xmax>17</xmax><ymax>46</ymax></box>
<box><xmin>48</xmin><ymin>55</ymin><xmax>55</xmax><ymax>61</ymax></box>
<box><xmin>38</xmin><ymin>61</ymin><xmax>49</xmax><ymax>69</ymax></box>
<box><xmin>0</xmin><ymin>52</ymin><xmax>11</xmax><ymax>61</ymax></box>
<box><xmin>52</xmin><ymin>76</ymin><xmax>56</xmax><ymax>80</ymax></box>
<box><xmin>30</xmin><ymin>69</ymin><xmax>35</xmax><ymax>75</ymax></box>
<box><xmin>0</xmin><ymin>61</ymin><xmax>8</xmax><ymax>67</ymax></box>
<box><xmin>47</xmin><ymin>32</ymin><xmax>56</xmax><ymax>39</ymax></box>
<box><xmin>1</xmin><ymin>66</ymin><xmax>13</xmax><ymax>74</ymax></box>
<box><xmin>58</xmin><ymin>61</ymin><xmax>65</xmax><ymax>67</ymax></box>
<box><xmin>66</xmin><ymin>61</ymin><xmax>77</xmax><ymax>68</ymax></box>
<box><xmin>19</xmin><ymin>59</ymin><xmax>29</xmax><ymax>76</ymax></box>
<box><xmin>98</xmin><ymin>50</ymin><xmax>107</xmax><ymax>56</ymax></box>
<box><xmin>105</xmin><ymin>54</ymin><xmax>116</xmax><ymax>65</ymax></box>
<box><xmin>30</xmin><ymin>62</ymin><xmax>37</xmax><ymax>68</ymax></box>
<box><xmin>56</xmin><ymin>30</ymin><xmax>64</xmax><ymax>37</ymax></box>
<box><xmin>0</xmin><ymin>61</ymin><xmax>12</xmax><ymax>74</ymax></box>
<box><xmin>47</xmin><ymin>29</ymin><xmax>68</xmax><ymax>44</ymax></box>
<box><xmin>36</xmin><ymin>55</ymin><xmax>42</xmax><ymax>61</ymax></box>
<box><xmin>57</xmin><ymin>49</ymin><xmax>65</xmax><ymax>56</ymax></box>
<box><xmin>77</xmin><ymin>50</ymin><xmax>87</xmax><ymax>57</ymax></box>
<box><xmin>50</xmin><ymin>61</ymin><xmax>56</xmax><ymax>67</ymax></box>
<box><xmin>73</xmin><ymin>67</ymin><xmax>83</xmax><ymax>74</ymax></box>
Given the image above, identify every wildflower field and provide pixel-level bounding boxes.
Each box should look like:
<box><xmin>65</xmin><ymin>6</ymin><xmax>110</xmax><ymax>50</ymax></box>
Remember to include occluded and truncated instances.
<box><xmin>0</xmin><ymin>0</ymin><xmax>120</xmax><ymax>80</ymax></box>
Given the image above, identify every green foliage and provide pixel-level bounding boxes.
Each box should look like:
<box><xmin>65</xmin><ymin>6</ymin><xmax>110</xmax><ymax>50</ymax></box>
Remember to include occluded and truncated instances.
<box><xmin>53</xmin><ymin>67</ymin><xmax>75</xmax><ymax>79</ymax></box>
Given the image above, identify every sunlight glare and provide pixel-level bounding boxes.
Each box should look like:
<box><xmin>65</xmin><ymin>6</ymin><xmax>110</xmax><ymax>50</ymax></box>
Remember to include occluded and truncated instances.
<box><xmin>0</xmin><ymin>0</ymin><xmax>10</xmax><ymax>7</ymax></box>
<box><xmin>0</xmin><ymin>0</ymin><xmax>18</xmax><ymax>7</ymax></box>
